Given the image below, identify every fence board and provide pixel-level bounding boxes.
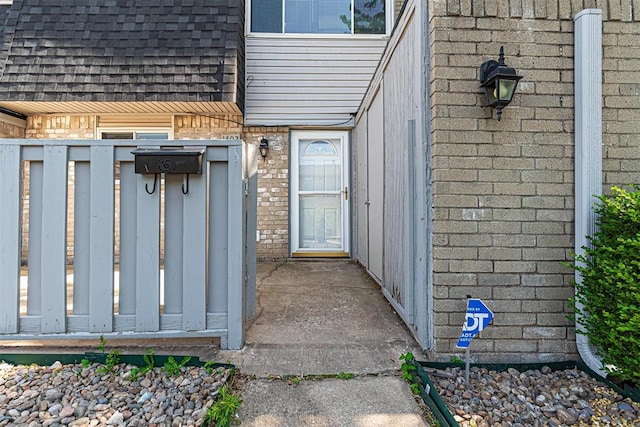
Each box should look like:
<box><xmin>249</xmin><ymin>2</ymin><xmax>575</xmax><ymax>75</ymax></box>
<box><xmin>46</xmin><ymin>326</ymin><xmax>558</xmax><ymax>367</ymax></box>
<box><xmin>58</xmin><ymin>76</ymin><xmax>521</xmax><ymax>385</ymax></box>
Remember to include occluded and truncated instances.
<box><xmin>182</xmin><ymin>169</ymin><xmax>207</xmax><ymax>331</ymax></box>
<box><xmin>40</xmin><ymin>146</ymin><xmax>68</xmax><ymax>333</ymax></box>
<box><xmin>89</xmin><ymin>146</ymin><xmax>115</xmax><ymax>332</ymax></box>
<box><xmin>135</xmin><ymin>173</ymin><xmax>161</xmax><ymax>332</ymax></box>
<box><xmin>0</xmin><ymin>145</ymin><xmax>22</xmax><ymax>333</ymax></box>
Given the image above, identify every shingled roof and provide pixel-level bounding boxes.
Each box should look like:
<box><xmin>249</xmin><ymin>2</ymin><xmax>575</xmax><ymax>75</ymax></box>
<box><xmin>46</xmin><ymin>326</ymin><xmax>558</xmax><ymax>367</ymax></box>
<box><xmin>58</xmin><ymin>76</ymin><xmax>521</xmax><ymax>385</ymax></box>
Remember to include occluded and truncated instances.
<box><xmin>0</xmin><ymin>0</ymin><xmax>244</xmax><ymax>112</ymax></box>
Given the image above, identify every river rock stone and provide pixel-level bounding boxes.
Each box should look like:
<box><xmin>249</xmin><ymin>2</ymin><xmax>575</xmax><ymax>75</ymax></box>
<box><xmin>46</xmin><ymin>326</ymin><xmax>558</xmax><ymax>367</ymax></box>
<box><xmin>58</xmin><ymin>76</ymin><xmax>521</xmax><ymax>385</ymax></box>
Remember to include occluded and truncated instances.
<box><xmin>0</xmin><ymin>361</ymin><xmax>233</xmax><ymax>426</ymax></box>
<box><xmin>432</xmin><ymin>366</ymin><xmax>640</xmax><ymax>427</ymax></box>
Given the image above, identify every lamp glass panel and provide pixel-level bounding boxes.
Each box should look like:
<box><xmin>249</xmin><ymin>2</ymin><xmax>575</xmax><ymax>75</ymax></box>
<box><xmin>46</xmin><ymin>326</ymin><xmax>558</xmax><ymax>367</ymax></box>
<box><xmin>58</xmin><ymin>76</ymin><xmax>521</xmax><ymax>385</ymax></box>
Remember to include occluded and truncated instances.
<box><xmin>497</xmin><ymin>79</ymin><xmax>517</xmax><ymax>102</ymax></box>
<box><xmin>485</xmin><ymin>84</ymin><xmax>498</xmax><ymax>106</ymax></box>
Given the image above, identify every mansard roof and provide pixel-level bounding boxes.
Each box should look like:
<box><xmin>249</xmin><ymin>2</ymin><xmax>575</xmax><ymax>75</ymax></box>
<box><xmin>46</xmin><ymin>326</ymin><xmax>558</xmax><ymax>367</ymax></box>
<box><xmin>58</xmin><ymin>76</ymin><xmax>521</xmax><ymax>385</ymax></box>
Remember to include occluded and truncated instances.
<box><xmin>0</xmin><ymin>0</ymin><xmax>244</xmax><ymax>112</ymax></box>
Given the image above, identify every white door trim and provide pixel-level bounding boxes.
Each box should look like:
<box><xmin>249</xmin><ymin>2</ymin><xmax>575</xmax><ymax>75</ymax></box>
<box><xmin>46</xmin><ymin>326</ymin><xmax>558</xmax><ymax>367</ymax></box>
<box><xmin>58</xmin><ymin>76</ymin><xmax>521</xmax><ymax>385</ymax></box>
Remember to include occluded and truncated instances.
<box><xmin>290</xmin><ymin>130</ymin><xmax>350</xmax><ymax>256</ymax></box>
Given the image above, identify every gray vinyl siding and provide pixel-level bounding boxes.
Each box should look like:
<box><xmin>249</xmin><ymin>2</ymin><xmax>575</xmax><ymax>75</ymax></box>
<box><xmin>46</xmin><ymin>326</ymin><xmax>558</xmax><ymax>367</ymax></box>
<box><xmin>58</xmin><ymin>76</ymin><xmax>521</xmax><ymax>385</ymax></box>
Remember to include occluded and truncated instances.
<box><xmin>352</xmin><ymin>0</ymin><xmax>430</xmax><ymax>348</ymax></box>
<box><xmin>244</xmin><ymin>36</ymin><xmax>388</xmax><ymax>126</ymax></box>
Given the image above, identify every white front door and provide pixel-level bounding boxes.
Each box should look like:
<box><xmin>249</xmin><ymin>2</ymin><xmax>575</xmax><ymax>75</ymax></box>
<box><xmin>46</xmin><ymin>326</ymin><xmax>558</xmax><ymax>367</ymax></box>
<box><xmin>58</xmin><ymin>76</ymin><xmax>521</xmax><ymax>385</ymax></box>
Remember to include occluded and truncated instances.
<box><xmin>291</xmin><ymin>131</ymin><xmax>350</xmax><ymax>257</ymax></box>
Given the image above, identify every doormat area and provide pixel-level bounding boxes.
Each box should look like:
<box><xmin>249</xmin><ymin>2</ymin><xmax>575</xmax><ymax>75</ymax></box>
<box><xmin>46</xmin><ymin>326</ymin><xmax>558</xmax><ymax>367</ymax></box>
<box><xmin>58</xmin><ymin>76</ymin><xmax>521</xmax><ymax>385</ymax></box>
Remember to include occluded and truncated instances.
<box><xmin>411</xmin><ymin>360</ymin><xmax>640</xmax><ymax>427</ymax></box>
<box><xmin>0</xmin><ymin>353</ymin><xmax>234</xmax><ymax>426</ymax></box>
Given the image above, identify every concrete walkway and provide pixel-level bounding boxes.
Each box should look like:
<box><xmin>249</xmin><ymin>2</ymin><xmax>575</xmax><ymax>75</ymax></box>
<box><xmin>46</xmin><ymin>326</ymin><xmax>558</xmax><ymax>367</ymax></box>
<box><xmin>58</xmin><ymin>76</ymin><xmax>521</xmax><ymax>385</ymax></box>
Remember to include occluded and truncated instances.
<box><xmin>217</xmin><ymin>260</ymin><xmax>428</xmax><ymax>427</ymax></box>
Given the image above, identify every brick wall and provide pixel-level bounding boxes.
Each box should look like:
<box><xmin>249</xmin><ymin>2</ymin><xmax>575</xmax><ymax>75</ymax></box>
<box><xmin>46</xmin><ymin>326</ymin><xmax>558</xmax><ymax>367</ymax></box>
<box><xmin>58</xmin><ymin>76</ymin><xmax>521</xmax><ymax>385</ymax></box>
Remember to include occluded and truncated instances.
<box><xmin>243</xmin><ymin>127</ymin><xmax>290</xmax><ymax>260</ymax></box>
<box><xmin>429</xmin><ymin>0</ymin><xmax>640</xmax><ymax>362</ymax></box>
<box><xmin>174</xmin><ymin>114</ymin><xmax>243</xmax><ymax>140</ymax></box>
<box><xmin>602</xmin><ymin>20</ymin><xmax>640</xmax><ymax>187</ymax></box>
<box><xmin>177</xmin><ymin>117</ymin><xmax>290</xmax><ymax>259</ymax></box>
<box><xmin>27</xmin><ymin>115</ymin><xmax>95</xmax><ymax>139</ymax></box>
<box><xmin>0</xmin><ymin>118</ymin><xmax>25</xmax><ymax>138</ymax></box>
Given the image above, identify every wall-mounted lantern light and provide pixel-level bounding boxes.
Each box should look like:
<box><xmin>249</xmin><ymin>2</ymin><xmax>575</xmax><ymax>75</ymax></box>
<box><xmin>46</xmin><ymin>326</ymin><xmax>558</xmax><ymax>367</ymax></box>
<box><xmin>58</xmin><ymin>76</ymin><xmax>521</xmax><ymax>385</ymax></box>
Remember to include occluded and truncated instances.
<box><xmin>259</xmin><ymin>138</ymin><xmax>269</xmax><ymax>160</ymax></box>
<box><xmin>480</xmin><ymin>46</ymin><xmax>523</xmax><ymax>121</ymax></box>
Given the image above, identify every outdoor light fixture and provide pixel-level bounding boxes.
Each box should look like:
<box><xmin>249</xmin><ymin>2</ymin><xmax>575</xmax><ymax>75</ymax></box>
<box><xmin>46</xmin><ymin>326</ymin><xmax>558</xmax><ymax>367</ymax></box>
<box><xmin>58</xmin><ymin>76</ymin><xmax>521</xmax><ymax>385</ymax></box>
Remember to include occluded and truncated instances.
<box><xmin>480</xmin><ymin>46</ymin><xmax>523</xmax><ymax>121</ymax></box>
<box><xmin>259</xmin><ymin>137</ymin><xmax>269</xmax><ymax>160</ymax></box>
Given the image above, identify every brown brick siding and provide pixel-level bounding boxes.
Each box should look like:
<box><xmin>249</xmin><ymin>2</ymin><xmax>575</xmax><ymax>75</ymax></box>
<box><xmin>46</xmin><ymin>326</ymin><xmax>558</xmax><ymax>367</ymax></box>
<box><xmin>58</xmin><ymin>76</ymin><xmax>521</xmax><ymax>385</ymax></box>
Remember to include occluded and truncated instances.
<box><xmin>243</xmin><ymin>127</ymin><xmax>290</xmax><ymax>261</ymax></box>
<box><xmin>26</xmin><ymin>115</ymin><xmax>95</xmax><ymax>139</ymax></box>
<box><xmin>0</xmin><ymin>119</ymin><xmax>26</xmax><ymax>138</ymax></box>
<box><xmin>174</xmin><ymin>114</ymin><xmax>243</xmax><ymax>140</ymax></box>
<box><xmin>430</xmin><ymin>0</ymin><xmax>640</xmax><ymax>362</ymax></box>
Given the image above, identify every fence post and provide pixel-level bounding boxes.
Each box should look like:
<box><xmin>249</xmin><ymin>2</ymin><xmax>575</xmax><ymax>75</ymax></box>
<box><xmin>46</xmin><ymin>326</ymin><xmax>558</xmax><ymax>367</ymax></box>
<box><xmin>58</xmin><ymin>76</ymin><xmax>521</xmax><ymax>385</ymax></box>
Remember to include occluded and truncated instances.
<box><xmin>227</xmin><ymin>145</ymin><xmax>244</xmax><ymax>349</ymax></box>
<box><xmin>0</xmin><ymin>145</ymin><xmax>22</xmax><ymax>333</ymax></box>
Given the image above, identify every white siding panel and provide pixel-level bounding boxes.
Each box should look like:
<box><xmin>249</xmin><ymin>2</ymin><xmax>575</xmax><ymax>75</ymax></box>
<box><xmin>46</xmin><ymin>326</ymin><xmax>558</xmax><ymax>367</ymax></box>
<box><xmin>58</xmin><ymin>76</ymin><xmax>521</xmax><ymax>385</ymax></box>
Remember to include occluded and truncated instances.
<box><xmin>245</xmin><ymin>37</ymin><xmax>388</xmax><ymax>126</ymax></box>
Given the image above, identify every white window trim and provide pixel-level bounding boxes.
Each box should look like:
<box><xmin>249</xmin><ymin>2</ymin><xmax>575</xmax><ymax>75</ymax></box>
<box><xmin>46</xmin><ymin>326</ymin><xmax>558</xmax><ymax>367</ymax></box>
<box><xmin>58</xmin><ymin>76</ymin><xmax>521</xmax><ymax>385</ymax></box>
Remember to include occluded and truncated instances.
<box><xmin>246</xmin><ymin>0</ymin><xmax>393</xmax><ymax>37</ymax></box>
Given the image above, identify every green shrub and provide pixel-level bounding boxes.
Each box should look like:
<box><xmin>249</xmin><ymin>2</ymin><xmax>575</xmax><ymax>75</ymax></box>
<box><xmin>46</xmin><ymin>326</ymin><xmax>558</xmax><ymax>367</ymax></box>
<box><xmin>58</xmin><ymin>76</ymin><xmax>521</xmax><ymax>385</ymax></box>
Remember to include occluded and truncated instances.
<box><xmin>568</xmin><ymin>186</ymin><xmax>640</xmax><ymax>386</ymax></box>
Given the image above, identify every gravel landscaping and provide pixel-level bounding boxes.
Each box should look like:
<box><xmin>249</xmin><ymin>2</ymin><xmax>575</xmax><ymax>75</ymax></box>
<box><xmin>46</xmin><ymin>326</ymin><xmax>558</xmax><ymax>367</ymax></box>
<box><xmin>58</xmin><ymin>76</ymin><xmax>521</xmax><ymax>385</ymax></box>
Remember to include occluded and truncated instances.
<box><xmin>0</xmin><ymin>360</ymin><xmax>233</xmax><ymax>426</ymax></box>
<box><xmin>431</xmin><ymin>365</ymin><xmax>640</xmax><ymax>427</ymax></box>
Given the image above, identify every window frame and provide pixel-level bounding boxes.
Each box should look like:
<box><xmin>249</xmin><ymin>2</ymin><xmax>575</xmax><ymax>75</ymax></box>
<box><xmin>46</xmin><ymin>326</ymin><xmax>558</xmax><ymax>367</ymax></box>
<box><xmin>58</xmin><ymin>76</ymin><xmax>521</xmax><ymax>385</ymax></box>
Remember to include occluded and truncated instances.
<box><xmin>246</xmin><ymin>0</ymin><xmax>392</xmax><ymax>37</ymax></box>
<box><xmin>97</xmin><ymin>128</ymin><xmax>173</xmax><ymax>141</ymax></box>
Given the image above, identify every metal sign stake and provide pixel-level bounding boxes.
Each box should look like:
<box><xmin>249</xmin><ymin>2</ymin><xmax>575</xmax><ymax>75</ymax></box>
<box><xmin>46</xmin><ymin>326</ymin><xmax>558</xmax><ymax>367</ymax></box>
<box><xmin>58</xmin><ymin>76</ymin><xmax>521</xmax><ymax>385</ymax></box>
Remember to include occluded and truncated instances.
<box><xmin>465</xmin><ymin>346</ymin><xmax>470</xmax><ymax>385</ymax></box>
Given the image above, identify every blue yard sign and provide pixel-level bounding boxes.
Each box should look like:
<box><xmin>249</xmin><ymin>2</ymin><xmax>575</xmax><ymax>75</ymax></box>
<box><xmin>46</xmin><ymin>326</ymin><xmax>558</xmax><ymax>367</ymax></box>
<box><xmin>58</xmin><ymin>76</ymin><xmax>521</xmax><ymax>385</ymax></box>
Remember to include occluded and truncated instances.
<box><xmin>456</xmin><ymin>298</ymin><xmax>494</xmax><ymax>349</ymax></box>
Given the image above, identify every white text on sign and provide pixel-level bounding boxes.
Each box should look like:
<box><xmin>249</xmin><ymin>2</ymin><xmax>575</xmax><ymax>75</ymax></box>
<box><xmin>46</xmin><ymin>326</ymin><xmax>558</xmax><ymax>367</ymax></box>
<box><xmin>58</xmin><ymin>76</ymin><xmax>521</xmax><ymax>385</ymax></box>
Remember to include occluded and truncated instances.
<box><xmin>463</xmin><ymin>312</ymin><xmax>491</xmax><ymax>332</ymax></box>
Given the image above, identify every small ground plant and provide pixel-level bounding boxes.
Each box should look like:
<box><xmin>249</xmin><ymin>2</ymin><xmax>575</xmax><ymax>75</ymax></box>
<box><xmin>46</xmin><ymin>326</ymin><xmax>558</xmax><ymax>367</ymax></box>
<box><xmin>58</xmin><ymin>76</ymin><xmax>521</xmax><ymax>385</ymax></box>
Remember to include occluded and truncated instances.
<box><xmin>203</xmin><ymin>384</ymin><xmax>242</xmax><ymax>427</ymax></box>
<box><xmin>568</xmin><ymin>185</ymin><xmax>640</xmax><ymax>386</ymax></box>
<box><xmin>163</xmin><ymin>355</ymin><xmax>192</xmax><ymax>376</ymax></box>
<box><xmin>95</xmin><ymin>336</ymin><xmax>121</xmax><ymax>375</ymax></box>
<box><xmin>400</xmin><ymin>352</ymin><xmax>420</xmax><ymax>394</ymax></box>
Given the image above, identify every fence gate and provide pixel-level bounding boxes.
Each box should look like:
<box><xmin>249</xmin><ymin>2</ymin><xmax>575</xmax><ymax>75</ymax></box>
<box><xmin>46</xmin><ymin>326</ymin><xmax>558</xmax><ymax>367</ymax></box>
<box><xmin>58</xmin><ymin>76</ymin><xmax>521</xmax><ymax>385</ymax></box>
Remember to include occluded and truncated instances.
<box><xmin>0</xmin><ymin>139</ymin><xmax>256</xmax><ymax>350</ymax></box>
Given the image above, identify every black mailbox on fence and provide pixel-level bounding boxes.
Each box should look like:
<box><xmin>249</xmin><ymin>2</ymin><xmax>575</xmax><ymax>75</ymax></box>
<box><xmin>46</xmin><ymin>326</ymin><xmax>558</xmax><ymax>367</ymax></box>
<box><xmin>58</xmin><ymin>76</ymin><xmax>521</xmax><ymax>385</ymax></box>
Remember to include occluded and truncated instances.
<box><xmin>131</xmin><ymin>148</ymin><xmax>205</xmax><ymax>175</ymax></box>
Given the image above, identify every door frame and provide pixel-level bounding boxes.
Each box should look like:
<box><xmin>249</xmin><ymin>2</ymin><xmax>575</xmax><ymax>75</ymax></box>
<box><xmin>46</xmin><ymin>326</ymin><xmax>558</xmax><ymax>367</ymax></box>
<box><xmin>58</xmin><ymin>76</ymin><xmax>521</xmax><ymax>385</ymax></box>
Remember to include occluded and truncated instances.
<box><xmin>290</xmin><ymin>130</ymin><xmax>350</xmax><ymax>257</ymax></box>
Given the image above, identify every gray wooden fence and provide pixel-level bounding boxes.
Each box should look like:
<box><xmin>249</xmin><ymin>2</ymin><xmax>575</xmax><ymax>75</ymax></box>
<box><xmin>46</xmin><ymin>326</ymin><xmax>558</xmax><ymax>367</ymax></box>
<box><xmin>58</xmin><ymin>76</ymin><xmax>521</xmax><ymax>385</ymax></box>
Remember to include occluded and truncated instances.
<box><xmin>0</xmin><ymin>139</ymin><xmax>256</xmax><ymax>349</ymax></box>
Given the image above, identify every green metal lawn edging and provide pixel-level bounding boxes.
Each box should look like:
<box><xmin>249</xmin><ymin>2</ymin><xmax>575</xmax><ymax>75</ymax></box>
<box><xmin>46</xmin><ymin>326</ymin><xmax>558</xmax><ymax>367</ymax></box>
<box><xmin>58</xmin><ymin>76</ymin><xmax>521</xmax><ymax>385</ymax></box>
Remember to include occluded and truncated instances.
<box><xmin>410</xmin><ymin>359</ymin><xmax>459</xmax><ymax>427</ymax></box>
<box><xmin>0</xmin><ymin>352</ymin><xmax>233</xmax><ymax>371</ymax></box>
<box><xmin>411</xmin><ymin>360</ymin><xmax>640</xmax><ymax>427</ymax></box>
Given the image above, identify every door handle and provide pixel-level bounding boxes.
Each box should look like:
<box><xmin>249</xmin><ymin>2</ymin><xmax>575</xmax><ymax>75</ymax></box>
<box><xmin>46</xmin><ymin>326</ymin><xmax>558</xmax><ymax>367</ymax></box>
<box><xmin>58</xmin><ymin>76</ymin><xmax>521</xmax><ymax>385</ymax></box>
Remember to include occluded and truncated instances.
<box><xmin>344</xmin><ymin>186</ymin><xmax>348</xmax><ymax>200</ymax></box>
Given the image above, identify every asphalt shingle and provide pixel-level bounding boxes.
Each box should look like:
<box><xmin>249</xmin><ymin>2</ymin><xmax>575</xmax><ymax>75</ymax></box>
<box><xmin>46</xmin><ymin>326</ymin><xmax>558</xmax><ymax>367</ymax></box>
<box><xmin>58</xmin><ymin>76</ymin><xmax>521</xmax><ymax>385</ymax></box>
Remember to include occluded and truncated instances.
<box><xmin>0</xmin><ymin>0</ymin><xmax>245</xmax><ymax>108</ymax></box>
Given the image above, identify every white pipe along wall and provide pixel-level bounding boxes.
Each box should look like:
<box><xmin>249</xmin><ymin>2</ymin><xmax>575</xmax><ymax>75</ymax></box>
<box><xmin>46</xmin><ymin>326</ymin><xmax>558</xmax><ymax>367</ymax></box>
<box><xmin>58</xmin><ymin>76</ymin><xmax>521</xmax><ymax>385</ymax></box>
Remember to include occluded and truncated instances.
<box><xmin>573</xmin><ymin>9</ymin><xmax>607</xmax><ymax>377</ymax></box>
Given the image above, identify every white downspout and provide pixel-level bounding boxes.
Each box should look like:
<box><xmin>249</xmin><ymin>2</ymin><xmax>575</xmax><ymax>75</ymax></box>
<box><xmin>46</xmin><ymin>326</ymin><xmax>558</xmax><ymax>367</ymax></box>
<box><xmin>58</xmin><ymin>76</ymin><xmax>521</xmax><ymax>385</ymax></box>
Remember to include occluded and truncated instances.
<box><xmin>573</xmin><ymin>9</ymin><xmax>607</xmax><ymax>377</ymax></box>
